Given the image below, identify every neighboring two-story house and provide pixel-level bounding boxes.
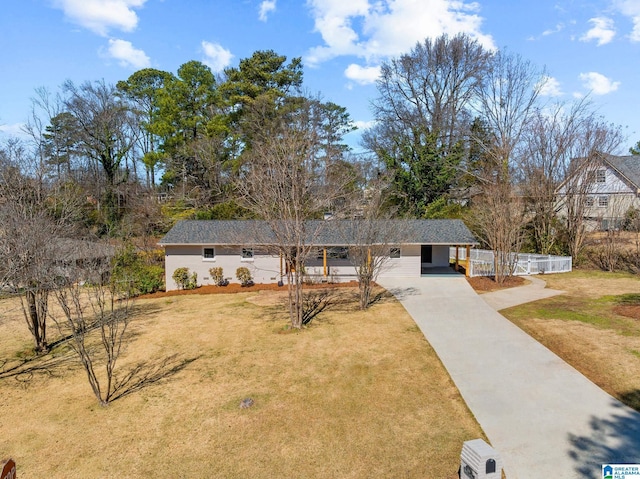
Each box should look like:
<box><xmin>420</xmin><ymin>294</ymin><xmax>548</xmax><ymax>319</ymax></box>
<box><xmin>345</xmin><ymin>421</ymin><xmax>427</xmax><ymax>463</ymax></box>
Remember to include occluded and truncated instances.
<box><xmin>558</xmin><ymin>154</ymin><xmax>640</xmax><ymax>230</ymax></box>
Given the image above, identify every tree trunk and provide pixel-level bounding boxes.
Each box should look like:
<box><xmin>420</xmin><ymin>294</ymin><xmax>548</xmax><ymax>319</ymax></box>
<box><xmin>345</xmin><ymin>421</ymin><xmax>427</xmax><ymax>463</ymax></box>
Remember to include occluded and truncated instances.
<box><xmin>25</xmin><ymin>289</ymin><xmax>49</xmax><ymax>353</ymax></box>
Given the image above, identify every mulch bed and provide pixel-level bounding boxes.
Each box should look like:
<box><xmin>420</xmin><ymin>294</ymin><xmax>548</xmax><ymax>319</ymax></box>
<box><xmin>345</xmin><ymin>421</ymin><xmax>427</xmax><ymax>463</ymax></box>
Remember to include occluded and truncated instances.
<box><xmin>466</xmin><ymin>275</ymin><xmax>526</xmax><ymax>293</ymax></box>
<box><xmin>139</xmin><ymin>281</ymin><xmax>361</xmax><ymax>299</ymax></box>
<box><xmin>613</xmin><ymin>305</ymin><xmax>640</xmax><ymax>320</ymax></box>
<box><xmin>142</xmin><ymin>275</ymin><xmax>526</xmax><ymax>299</ymax></box>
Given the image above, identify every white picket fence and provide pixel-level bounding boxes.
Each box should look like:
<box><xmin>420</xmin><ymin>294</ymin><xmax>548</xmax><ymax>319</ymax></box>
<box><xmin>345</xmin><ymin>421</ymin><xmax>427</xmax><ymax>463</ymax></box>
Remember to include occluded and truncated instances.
<box><xmin>450</xmin><ymin>247</ymin><xmax>572</xmax><ymax>278</ymax></box>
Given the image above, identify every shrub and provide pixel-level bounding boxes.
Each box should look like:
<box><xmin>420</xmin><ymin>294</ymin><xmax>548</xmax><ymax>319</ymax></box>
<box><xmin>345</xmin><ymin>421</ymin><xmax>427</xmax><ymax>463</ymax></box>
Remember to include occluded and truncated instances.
<box><xmin>186</xmin><ymin>271</ymin><xmax>198</xmax><ymax>290</ymax></box>
<box><xmin>236</xmin><ymin>267</ymin><xmax>253</xmax><ymax>287</ymax></box>
<box><xmin>112</xmin><ymin>244</ymin><xmax>164</xmax><ymax>296</ymax></box>
<box><xmin>173</xmin><ymin>267</ymin><xmax>198</xmax><ymax>290</ymax></box>
<box><xmin>209</xmin><ymin>267</ymin><xmax>228</xmax><ymax>286</ymax></box>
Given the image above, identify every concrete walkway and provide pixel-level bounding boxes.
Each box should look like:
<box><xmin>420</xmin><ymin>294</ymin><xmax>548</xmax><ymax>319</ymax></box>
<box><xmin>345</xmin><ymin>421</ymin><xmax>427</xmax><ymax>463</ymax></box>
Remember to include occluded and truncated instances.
<box><xmin>378</xmin><ymin>274</ymin><xmax>640</xmax><ymax>479</ymax></box>
<box><xmin>480</xmin><ymin>275</ymin><xmax>565</xmax><ymax>311</ymax></box>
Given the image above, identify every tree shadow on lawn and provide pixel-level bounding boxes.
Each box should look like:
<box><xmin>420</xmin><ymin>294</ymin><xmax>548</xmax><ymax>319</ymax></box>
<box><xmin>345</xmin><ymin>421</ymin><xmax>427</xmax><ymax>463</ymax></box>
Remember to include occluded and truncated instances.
<box><xmin>301</xmin><ymin>287</ymin><xmax>396</xmax><ymax>323</ymax></box>
<box><xmin>0</xmin><ymin>350</ymin><xmax>77</xmax><ymax>382</ymax></box>
<box><xmin>0</xmin><ymin>301</ymin><xmax>166</xmax><ymax>380</ymax></box>
<box><xmin>568</xmin><ymin>396</ymin><xmax>640</xmax><ymax>478</ymax></box>
<box><xmin>108</xmin><ymin>354</ymin><xmax>200</xmax><ymax>403</ymax></box>
<box><xmin>264</xmin><ymin>288</ymin><xmax>360</xmax><ymax>325</ymax></box>
<box><xmin>0</xmin><ymin>350</ymin><xmax>198</xmax><ymax>402</ymax></box>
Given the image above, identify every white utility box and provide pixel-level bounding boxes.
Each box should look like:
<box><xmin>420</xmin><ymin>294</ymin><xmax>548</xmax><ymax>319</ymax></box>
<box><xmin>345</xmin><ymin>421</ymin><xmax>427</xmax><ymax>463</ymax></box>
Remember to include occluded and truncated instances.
<box><xmin>460</xmin><ymin>438</ymin><xmax>502</xmax><ymax>479</ymax></box>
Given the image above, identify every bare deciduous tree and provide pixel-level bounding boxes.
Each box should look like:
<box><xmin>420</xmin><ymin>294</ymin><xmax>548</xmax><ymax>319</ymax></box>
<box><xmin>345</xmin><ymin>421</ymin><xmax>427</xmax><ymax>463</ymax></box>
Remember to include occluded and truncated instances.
<box><xmin>237</xmin><ymin>95</ymin><xmax>353</xmax><ymax>328</ymax></box>
<box><xmin>364</xmin><ymin>33</ymin><xmax>492</xmax><ymax>213</ymax></box>
<box><xmin>469</xmin><ymin>50</ymin><xmax>544</xmax><ymax>282</ymax></box>
<box><xmin>62</xmin><ymin>80</ymin><xmax>136</xmax><ymax>226</ymax></box>
<box><xmin>469</xmin><ymin>182</ymin><xmax>527</xmax><ymax>282</ymax></box>
<box><xmin>51</xmin><ymin>258</ymin><xmax>133</xmax><ymax>406</ymax></box>
<box><xmin>0</xmin><ymin>142</ymin><xmax>79</xmax><ymax>353</ymax></box>
<box><xmin>520</xmin><ymin>100</ymin><xmax>625</xmax><ymax>257</ymax></box>
<box><xmin>555</xmin><ymin>121</ymin><xmax>625</xmax><ymax>261</ymax></box>
<box><xmin>339</xmin><ymin>178</ymin><xmax>400</xmax><ymax>309</ymax></box>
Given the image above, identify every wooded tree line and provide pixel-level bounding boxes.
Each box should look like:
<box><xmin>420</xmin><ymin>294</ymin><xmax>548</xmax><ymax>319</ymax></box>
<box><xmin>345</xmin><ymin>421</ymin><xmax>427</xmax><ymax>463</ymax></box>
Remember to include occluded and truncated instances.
<box><xmin>1</xmin><ymin>39</ymin><xmax>637</xmax><ymax>312</ymax></box>
<box><xmin>365</xmin><ymin>33</ymin><xmax>631</xmax><ymax>279</ymax></box>
<box><xmin>3</xmin><ymin>50</ymin><xmax>355</xmax><ymax>238</ymax></box>
<box><xmin>2</xmin><ymin>39</ymin><xmax>631</xmax><ymax>254</ymax></box>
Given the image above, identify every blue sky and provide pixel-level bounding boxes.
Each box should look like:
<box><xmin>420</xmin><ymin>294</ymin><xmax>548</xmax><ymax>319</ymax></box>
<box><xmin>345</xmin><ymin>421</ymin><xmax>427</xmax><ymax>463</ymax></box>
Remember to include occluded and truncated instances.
<box><xmin>1</xmin><ymin>0</ymin><xmax>639</xmax><ymax>152</ymax></box>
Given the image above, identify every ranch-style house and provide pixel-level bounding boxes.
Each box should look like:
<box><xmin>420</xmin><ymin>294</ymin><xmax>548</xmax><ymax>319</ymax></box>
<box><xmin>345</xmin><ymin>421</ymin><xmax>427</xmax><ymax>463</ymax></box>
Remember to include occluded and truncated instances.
<box><xmin>159</xmin><ymin>219</ymin><xmax>478</xmax><ymax>291</ymax></box>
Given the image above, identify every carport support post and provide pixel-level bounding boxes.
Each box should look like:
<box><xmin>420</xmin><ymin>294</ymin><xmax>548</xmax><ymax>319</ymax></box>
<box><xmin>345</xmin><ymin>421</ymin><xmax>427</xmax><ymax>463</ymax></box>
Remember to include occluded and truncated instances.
<box><xmin>455</xmin><ymin>245</ymin><xmax>460</xmax><ymax>272</ymax></box>
<box><xmin>466</xmin><ymin>245</ymin><xmax>471</xmax><ymax>277</ymax></box>
<box><xmin>323</xmin><ymin>247</ymin><xmax>327</xmax><ymax>278</ymax></box>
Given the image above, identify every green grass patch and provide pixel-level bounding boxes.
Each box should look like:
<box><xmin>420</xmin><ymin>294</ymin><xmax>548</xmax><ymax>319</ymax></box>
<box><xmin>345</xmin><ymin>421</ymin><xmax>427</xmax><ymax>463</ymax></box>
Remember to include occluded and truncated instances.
<box><xmin>613</xmin><ymin>293</ymin><xmax>640</xmax><ymax>305</ymax></box>
<box><xmin>628</xmin><ymin>349</ymin><xmax>640</xmax><ymax>359</ymax></box>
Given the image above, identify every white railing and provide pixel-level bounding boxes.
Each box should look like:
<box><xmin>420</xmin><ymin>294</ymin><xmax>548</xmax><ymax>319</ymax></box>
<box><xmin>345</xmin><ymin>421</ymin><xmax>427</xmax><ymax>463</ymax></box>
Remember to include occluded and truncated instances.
<box><xmin>450</xmin><ymin>247</ymin><xmax>572</xmax><ymax>277</ymax></box>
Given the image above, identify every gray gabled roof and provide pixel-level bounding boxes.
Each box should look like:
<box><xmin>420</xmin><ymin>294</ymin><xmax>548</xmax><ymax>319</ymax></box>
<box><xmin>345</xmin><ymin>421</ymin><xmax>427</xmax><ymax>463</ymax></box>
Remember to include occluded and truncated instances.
<box><xmin>159</xmin><ymin>219</ymin><xmax>478</xmax><ymax>246</ymax></box>
<box><xmin>603</xmin><ymin>154</ymin><xmax>640</xmax><ymax>191</ymax></box>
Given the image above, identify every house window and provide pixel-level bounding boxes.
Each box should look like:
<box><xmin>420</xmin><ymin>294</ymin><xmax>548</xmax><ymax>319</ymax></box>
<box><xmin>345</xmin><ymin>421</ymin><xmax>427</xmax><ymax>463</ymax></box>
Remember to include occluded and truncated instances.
<box><xmin>585</xmin><ymin>196</ymin><xmax>595</xmax><ymax>207</ymax></box>
<box><xmin>596</xmin><ymin>169</ymin><xmax>606</xmax><ymax>183</ymax></box>
<box><xmin>241</xmin><ymin>247</ymin><xmax>254</xmax><ymax>260</ymax></box>
<box><xmin>327</xmin><ymin>246</ymin><xmax>349</xmax><ymax>259</ymax></box>
<box><xmin>390</xmin><ymin>247</ymin><xmax>401</xmax><ymax>258</ymax></box>
<box><xmin>203</xmin><ymin>247</ymin><xmax>215</xmax><ymax>260</ymax></box>
<box><xmin>598</xmin><ymin>196</ymin><xmax>609</xmax><ymax>207</ymax></box>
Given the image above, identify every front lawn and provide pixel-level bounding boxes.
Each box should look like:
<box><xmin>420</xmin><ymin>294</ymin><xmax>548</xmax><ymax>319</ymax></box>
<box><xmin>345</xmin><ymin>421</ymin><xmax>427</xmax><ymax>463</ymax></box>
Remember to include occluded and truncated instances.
<box><xmin>0</xmin><ymin>287</ymin><xmax>484</xmax><ymax>478</ymax></box>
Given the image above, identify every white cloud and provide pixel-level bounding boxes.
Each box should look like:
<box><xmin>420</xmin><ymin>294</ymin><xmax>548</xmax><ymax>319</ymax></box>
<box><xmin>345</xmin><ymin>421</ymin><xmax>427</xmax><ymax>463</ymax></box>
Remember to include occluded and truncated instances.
<box><xmin>344</xmin><ymin>64</ymin><xmax>381</xmax><ymax>85</ymax></box>
<box><xmin>542</xmin><ymin>23</ymin><xmax>565</xmax><ymax>36</ymax></box>
<box><xmin>105</xmin><ymin>38</ymin><xmax>150</xmax><ymax>69</ymax></box>
<box><xmin>580</xmin><ymin>17</ymin><xmax>616</xmax><ymax>45</ymax></box>
<box><xmin>615</xmin><ymin>0</ymin><xmax>640</xmax><ymax>41</ymax></box>
<box><xmin>579</xmin><ymin>72</ymin><xmax>620</xmax><ymax>95</ymax></box>
<box><xmin>201</xmin><ymin>41</ymin><xmax>234</xmax><ymax>72</ymax></box>
<box><xmin>353</xmin><ymin>119</ymin><xmax>376</xmax><ymax>130</ymax></box>
<box><xmin>0</xmin><ymin>123</ymin><xmax>26</xmax><ymax>138</ymax></box>
<box><xmin>538</xmin><ymin>76</ymin><xmax>563</xmax><ymax>97</ymax></box>
<box><xmin>305</xmin><ymin>0</ymin><xmax>495</xmax><ymax>67</ymax></box>
<box><xmin>52</xmin><ymin>0</ymin><xmax>147</xmax><ymax>36</ymax></box>
<box><xmin>259</xmin><ymin>0</ymin><xmax>276</xmax><ymax>22</ymax></box>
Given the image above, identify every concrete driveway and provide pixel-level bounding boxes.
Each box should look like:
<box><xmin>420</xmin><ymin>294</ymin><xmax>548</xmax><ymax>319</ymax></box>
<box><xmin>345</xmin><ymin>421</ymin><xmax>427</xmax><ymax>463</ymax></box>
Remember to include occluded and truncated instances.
<box><xmin>378</xmin><ymin>274</ymin><xmax>640</xmax><ymax>479</ymax></box>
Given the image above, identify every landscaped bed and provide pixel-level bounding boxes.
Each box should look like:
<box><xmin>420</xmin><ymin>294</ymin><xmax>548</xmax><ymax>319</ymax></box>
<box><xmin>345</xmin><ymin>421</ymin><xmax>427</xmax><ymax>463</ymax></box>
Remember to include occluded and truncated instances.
<box><xmin>466</xmin><ymin>275</ymin><xmax>526</xmax><ymax>292</ymax></box>
<box><xmin>0</xmin><ymin>287</ymin><xmax>484</xmax><ymax>478</ymax></box>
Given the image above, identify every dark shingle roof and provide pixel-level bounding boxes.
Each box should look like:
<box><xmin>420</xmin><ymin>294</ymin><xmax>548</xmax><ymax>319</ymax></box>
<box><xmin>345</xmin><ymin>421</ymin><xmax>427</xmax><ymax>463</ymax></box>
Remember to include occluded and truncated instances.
<box><xmin>604</xmin><ymin>154</ymin><xmax>640</xmax><ymax>190</ymax></box>
<box><xmin>159</xmin><ymin>219</ymin><xmax>478</xmax><ymax>246</ymax></box>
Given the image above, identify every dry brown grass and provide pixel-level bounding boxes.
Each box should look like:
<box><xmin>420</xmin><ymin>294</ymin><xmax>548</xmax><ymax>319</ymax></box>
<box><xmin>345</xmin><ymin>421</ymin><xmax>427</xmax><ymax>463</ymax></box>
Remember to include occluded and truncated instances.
<box><xmin>0</xmin><ymin>287</ymin><xmax>483</xmax><ymax>478</ymax></box>
<box><xmin>502</xmin><ymin>271</ymin><xmax>640</xmax><ymax>411</ymax></box>
<box><xmin>541</xmin><ymin>269</ymin><xmax>640</xmax><ymax>298</ymax></box>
